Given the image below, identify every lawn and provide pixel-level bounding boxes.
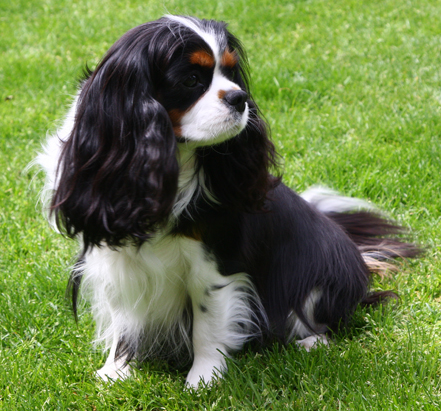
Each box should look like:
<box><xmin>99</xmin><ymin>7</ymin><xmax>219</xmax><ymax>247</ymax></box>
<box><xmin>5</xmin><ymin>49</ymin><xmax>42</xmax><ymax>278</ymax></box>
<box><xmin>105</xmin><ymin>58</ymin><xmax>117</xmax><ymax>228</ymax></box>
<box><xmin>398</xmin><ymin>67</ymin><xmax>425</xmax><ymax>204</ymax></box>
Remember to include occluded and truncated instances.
<box><xmin>1</xmin><ymin>0</ymin><xmax>440</xmax><ymax>409</ymax></box>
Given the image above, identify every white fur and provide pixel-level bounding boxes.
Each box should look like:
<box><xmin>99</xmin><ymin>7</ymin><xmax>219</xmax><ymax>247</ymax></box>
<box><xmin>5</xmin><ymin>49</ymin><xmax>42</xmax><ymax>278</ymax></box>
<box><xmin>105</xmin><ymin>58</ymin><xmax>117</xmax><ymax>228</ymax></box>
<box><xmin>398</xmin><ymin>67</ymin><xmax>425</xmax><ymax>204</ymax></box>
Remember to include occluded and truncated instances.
<box><xmin>165</xmin><ymin>15</ymin><xmax>221</xmax><ymax>58</ymax></box>
<box><xmin>172</xmin><ymin>146</ymin><xmax>201</xmax><ymax>218</ymax></box>
<box><xmin>78</xmin><ymin>234</ymin><xmax>261</xmax><ymax>387</ymax></box>
<box><xmin>301</xmin><ymin>186</ymin><xmax>374</xmax><ymax>213</ymax></box>
<box><xmin>173</xmin><ymin>145</ymin><xmax>218</xmax><ymax>219</ymax></box>
<box><xmin>36</xmin><ymin>97</ymin><xmax>78</xmax><ymax>226</ymax></box>
<box><xmin>296</xmin><ymin>334</ymin><xmax>329</xmax><ymax>351</ymax></box>
<box><xmin>97</xmin><ymin>339</ymin><xmax>131</xmax><ymax>382</ymax></box>
<box><xmin>286</xmin><ymin>289</ymin><xmax>328</xmax><ymax>342</ymax></box>
<box><xmin>287</xmin><ymin>291</ymin><xmax>329</xmax><ymax>352</ymax></box>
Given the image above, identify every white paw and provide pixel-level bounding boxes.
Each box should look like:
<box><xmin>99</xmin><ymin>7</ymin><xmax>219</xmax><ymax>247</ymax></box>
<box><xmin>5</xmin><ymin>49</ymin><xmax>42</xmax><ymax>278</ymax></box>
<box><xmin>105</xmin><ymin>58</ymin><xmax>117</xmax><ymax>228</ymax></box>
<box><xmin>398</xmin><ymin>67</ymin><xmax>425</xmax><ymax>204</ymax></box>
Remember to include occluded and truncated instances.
<box><xmin>296</xmin><ymin>334</ymin><xmax>329</xmax><ymax>352</ymax></box>
<box><xmin>185</xmin><ymin>358</ymin><xmax>225</xmax><ymax>389</ymax></box>
<box><xmin>96</xmin><ymin>362</ymin><xmax>131</xmax><ymax>382</ymax></box>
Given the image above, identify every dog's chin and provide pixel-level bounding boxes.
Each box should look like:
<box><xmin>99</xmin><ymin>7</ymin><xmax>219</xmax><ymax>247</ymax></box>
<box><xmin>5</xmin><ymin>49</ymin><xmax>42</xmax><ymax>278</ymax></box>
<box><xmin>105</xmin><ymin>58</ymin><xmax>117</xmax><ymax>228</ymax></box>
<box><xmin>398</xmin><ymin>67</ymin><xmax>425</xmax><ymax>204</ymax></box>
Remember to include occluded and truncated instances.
<box><xmin>178</xmin><ymin>108</ymin><xmax>249</xmax><ymax>148</ymax></box>
<box><xmin>195</xmin><ymin>124</ymin><xmax>246</xmax><ymax>147</ymax></box>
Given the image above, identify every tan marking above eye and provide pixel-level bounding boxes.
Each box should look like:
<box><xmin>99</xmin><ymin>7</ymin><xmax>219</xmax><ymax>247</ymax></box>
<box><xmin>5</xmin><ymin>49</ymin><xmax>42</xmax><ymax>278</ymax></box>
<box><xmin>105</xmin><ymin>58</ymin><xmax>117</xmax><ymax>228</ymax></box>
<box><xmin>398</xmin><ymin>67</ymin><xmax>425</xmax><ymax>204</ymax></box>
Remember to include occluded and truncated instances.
<box><xmin>190</xmin><ymin>50</ymin><xmax>215</xmax><ymax>68</ymax></box>
<box><xmin>221</xmin><ymin>48</ymin><xmax>238</xmax><ymax>68</ymax></box>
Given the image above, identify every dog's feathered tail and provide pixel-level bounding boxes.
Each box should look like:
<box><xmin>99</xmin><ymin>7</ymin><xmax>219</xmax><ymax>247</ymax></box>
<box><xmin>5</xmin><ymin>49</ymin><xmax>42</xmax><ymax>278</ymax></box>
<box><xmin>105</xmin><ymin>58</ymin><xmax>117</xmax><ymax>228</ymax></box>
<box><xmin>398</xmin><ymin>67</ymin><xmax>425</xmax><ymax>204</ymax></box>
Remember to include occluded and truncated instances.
<box><xmin>301</xmin><ymin>187</ymin><xmax>422</xmax><ymax>304</ymax></box>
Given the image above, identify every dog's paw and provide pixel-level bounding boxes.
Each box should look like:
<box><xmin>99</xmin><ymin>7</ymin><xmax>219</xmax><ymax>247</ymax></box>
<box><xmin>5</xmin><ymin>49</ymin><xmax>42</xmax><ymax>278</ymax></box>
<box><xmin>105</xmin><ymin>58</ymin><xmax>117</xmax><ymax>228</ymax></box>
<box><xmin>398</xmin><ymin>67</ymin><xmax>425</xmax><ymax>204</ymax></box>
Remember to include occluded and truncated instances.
<box><xmin>296</xmin><ymin>334</ymin><xmax>329</xmax><ymax>352</ymax></box>
<box><xmin>185</xmin><ymin>359</ymin><xmax>225</xmax><ymax>389</ymax></box>
<box><xmin>96</xmin><ymin>363</ymin><xmax>131</xmax><ymax>382</ymax></box>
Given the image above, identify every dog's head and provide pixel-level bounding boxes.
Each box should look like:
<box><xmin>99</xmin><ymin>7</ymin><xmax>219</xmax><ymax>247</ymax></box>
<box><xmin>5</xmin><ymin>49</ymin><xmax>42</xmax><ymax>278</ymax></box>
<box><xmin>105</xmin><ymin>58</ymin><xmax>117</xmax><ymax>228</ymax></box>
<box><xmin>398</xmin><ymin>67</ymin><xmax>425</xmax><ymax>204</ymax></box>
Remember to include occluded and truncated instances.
<box><xmin>52</xmin><ymin>16</ymin><xmax>278</xmax><ymax>249</ymax></box>
<box><xmin>159</xmin><ymin>16</ymin><xmax>250</xmax><ymax>146</ymax></box>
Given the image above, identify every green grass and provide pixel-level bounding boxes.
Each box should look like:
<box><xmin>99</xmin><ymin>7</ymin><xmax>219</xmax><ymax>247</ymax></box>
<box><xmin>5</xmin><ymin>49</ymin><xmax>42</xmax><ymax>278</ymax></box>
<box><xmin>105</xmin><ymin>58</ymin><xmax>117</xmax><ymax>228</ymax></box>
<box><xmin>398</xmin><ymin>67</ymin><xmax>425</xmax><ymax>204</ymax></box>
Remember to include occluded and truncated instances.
<box><xmin>1</xmin><ymin>0</ymin><xmax>440</xmax><ymax>409</ymax></box>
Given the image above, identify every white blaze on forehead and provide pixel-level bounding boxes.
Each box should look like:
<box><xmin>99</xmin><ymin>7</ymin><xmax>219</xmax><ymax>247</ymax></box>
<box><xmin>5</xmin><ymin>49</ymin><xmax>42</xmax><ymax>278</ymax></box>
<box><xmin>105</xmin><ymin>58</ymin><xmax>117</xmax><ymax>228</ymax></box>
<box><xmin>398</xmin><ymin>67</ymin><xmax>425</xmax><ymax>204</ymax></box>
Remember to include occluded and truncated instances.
<box><xmin>164</xmin><ymin>15</ymin><xmax>220</xmax><ymax>60</ymax></box>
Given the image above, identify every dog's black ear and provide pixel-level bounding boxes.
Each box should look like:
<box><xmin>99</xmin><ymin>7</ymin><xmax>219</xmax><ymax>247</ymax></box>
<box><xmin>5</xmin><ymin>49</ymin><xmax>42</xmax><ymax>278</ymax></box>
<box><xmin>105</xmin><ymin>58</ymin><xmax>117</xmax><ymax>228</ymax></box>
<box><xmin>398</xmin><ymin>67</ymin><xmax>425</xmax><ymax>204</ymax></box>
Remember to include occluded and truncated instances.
<box><xmin>52</xmin><ymin>27</ymin><xmax>179</xmax><ymax>249</ymax></box>
<box><xmin>197</xmin><ymin>34</ymin><xmax>281</xmax><ymax>212</ymax></box>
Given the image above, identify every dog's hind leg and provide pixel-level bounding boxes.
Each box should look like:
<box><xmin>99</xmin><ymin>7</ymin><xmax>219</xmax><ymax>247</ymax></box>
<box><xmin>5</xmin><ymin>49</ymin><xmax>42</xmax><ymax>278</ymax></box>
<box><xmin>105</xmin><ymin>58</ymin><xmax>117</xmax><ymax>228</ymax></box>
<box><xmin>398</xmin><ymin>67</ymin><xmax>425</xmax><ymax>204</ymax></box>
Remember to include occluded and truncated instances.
<box><xmin>286</xmin><ymin>289</ymin><xmax>330</xmax><ymax>351</ymax></box>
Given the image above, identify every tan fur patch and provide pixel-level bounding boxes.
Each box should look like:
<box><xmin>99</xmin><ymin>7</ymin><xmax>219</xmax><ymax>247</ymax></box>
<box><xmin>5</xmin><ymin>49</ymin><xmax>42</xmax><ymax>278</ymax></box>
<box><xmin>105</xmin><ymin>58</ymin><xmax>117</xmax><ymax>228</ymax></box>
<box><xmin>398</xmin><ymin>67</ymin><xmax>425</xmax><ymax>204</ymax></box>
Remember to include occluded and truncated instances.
<box><xmin>173</xmin><ymin>126</ymin><xmax>182</xmax><ymax>137</ymax></box>
<box><xmin>190</xmin><ymin>50</ymin><xmax>215</xmax><ymax>68</ymax></box>
<box><xmin>168</xmin><ymin>109</ymin><xmax>185</xmax><ymax>136</ymax></box>
<box><xmin>221</xmin><ymin>48</ymin><xmax>238</xmax><ymax>68</ymax></box>
<box><xmin>168</xmin><ymin>108</ymin><xmax>184</xmax><ymax>123</ymax></box>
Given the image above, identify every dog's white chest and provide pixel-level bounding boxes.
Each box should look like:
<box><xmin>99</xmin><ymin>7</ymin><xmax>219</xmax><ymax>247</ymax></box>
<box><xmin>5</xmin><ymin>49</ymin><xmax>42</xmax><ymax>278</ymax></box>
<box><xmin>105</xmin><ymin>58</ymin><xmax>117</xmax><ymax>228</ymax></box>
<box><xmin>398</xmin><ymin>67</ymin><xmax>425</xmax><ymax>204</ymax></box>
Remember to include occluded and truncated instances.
<box><xmin>82</xmin><ymin>234</ymin><xmax>205</xmax><ymax>342</ymax></box>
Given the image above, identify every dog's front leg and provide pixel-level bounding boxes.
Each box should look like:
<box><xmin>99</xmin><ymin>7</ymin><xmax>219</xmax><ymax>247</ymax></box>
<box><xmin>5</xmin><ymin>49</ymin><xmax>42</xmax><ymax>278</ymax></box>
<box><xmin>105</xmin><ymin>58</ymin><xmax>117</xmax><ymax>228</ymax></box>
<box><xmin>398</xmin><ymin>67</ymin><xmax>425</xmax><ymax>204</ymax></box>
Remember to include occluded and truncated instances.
<box><xmin>185</xmin><ymin>292</ymin><xmax>228</xmax><ymax>388</ymax></box>
<box><xmin>96</xmin><ymin>330</ymin><xmax>131</xmax><ymax>382</ymax></box>
<box><xmin>185</xmin><ymin>258</ymin><xmax>257</xmax><ymax>388</ymax></box>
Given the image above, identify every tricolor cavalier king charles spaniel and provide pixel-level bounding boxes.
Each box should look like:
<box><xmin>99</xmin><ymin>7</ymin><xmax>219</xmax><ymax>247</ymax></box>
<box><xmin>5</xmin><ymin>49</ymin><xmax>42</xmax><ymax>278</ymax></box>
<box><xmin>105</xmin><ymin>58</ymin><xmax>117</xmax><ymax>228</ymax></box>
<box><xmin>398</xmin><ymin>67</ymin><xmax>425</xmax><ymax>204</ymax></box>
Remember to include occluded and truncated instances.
<box><xmin>37</xmin><ymin>15</ymin><xmax>419</xmax><ymax>387</ymax></box>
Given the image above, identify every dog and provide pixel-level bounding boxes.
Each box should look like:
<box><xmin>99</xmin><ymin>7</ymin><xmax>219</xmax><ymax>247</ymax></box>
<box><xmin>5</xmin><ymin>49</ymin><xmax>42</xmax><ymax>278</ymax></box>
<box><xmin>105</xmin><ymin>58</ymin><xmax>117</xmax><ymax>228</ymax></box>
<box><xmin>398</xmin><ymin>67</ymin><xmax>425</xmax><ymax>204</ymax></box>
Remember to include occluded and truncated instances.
<box><xmin>37</xmin><ymin>15</ymin><xmax>419</xmax><ymax>387</ymax></box>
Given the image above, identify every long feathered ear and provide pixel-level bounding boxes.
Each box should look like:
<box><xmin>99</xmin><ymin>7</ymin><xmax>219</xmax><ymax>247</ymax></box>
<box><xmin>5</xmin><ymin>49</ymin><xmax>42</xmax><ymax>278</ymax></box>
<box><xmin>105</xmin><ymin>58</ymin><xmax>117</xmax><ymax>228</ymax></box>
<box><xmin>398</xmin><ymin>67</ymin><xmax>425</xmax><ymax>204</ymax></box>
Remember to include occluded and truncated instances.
<box><xmin>197</xmin><ymin>33</ymin><xmax>281</xmax><ymax>212</ymax></box>
<box><xmin>51</xmin><ymin>27</ymin><xmax>179</xmax><ymax>249</ymax></box>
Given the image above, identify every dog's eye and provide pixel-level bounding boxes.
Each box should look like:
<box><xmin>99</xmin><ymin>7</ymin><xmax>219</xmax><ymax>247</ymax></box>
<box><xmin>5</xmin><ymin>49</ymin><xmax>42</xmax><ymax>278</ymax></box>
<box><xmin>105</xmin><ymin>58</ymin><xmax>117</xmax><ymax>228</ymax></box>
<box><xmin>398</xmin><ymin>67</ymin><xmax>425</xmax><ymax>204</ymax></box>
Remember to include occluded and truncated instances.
<box><xmin>182</xmin><ymin>75</ymin><xmax>199</xmax><ymax>88</ymax></box>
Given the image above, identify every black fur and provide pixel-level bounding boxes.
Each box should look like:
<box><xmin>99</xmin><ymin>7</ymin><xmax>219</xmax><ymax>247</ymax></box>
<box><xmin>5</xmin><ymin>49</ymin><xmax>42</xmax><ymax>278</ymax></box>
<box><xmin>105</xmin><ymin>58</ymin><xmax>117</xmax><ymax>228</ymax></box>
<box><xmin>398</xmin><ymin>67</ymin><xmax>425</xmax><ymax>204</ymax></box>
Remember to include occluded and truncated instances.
<box><xmin>173</xmin><ymin>184</ymin><xmax>372</xmax><ymax>341</ymax></box>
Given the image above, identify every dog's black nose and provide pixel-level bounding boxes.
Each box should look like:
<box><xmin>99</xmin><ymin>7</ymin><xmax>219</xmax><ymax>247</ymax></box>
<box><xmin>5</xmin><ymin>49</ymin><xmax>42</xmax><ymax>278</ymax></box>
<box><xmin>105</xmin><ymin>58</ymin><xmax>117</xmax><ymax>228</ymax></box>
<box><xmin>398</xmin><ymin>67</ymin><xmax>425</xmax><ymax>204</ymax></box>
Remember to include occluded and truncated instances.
<box><xmin>223</xmin><ymin>90</ymin><xmax>248</xmax><ymax>113</ymax></box>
